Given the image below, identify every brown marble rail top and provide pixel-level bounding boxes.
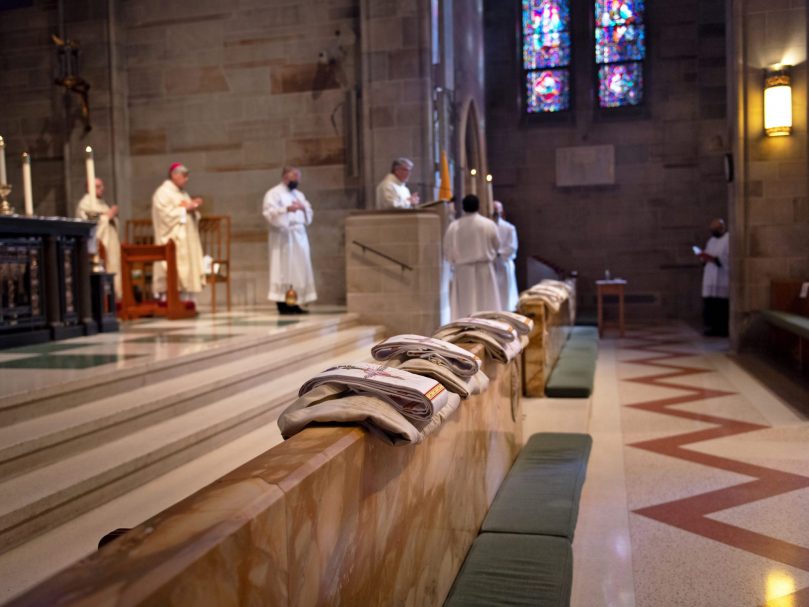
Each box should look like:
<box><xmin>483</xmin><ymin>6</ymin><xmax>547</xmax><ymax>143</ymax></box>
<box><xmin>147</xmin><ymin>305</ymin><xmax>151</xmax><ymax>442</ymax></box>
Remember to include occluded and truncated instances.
<box><xmin>10</xmin><ymin>345</ymin><xmax>522</xmax><ymax>607</ymax></box>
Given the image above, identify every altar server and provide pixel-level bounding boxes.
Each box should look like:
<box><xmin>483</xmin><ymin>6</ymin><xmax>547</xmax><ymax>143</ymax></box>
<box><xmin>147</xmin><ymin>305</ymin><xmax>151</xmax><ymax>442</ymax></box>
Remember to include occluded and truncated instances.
<box><xmin>151</xmin><ymin>163</ymin><xmax>205</xmax><ymax>299</ymax></box>
<box><xmin>444</xmin><ymin>194</ymin><xmax>501</xmax><ymax>319</ymax></box>
<box><xmin>263</xmin><ymin>166</ymin><xmax>317</xmax><ymax>314</ymax></box>
<box><xmin>76</xmin><ymin>177</ymin><xmax>121</xmax><ymax>298</ymax></box>
<box><xmin>696</xmin><ymin>217</ymin><xmax>730</xmax><ymax>336</ymax></box>
<box><xmin>492</xmin><ymin>201</ymin><xmax>519</xmax><ymax>311</ymax></box>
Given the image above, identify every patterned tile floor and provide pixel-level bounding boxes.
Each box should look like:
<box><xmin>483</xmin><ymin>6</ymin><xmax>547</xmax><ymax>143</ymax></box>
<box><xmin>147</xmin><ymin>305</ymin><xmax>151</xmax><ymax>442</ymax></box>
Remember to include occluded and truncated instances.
<box><xmin>525</xmin><ymin>322</ymin><xmax>809</xmax><ymax>607</ymax></box>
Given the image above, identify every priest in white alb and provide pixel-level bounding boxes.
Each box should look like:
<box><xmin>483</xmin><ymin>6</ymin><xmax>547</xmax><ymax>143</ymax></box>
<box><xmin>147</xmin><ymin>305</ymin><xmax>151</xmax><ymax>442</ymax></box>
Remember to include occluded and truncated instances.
<box><xmin>151</xmin><ymin>163</ymin><xmax>205</xmax><ymax>301</ymax></box>
<box><xmin>375</xmin><ymin>157</ymin><xmax>420</xmax><ymax>209</ymax></box>
<box><xmin>492</xmin><ymin>200</ymin><xmax>519</xmax><ymax>311</ymax></box>
<box><xmin>444</xmin><ymin>194</ymin><xmax>502</xmax><ymax>319</ymax></box>
<box><xmin>76</xmin><ymin>177</ymin><xmax>122</xmax><ymax>298</ymax></box>
<box><xmin>263</xmin><ymin>166</ymin><xmax>317</xmax><ymax>314</ymax></box>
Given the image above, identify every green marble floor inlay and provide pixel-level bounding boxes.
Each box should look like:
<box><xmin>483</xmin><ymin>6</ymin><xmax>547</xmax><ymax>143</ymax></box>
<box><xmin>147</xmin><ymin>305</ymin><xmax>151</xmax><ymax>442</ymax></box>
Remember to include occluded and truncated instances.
<box><xmin>0</xmin><ymin>354</ymin><xmax>144</xmax><ymax>370</ymax></box>
<box><xmin>128</xmin><ymin>334</ymin><xmax>239</xmax><ymax>344</ymax></box>
<box><xmin>4</xmin><ymin>342</ymin><xmax>99</xmax><ymax>355</ymax></box>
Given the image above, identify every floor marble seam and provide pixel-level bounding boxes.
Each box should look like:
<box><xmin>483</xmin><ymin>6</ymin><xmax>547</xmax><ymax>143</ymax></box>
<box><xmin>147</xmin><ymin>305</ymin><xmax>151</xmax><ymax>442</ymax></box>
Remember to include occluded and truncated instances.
<box><xmin>618</xmin><ymin>327</ymin><xmax>809</xmax><ymax>606</ymax></box>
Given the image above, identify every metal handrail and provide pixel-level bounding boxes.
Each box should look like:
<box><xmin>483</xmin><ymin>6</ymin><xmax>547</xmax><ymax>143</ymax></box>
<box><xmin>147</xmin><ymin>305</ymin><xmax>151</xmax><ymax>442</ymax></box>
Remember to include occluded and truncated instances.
<box><xmin>351</xmin><ymin>240</ymin><xmax>413</xmax><ymax>272</ymax></box>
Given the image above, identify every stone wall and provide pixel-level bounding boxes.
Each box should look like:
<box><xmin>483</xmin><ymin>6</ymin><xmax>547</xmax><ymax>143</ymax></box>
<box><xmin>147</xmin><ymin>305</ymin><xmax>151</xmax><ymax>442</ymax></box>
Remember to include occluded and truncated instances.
<box><xmin>729</xmin><ymin>0</ymin><xmax>809</xmax><ymax>346</ymax></box>
<box><xmin>484</xmin><ymin>0</ymin><xmax>729</xmax><ymax>321</ymax></box>
<box><xmin>0</xmin><ymin>0</ymin><xmax>125</xmax><ymax>220</ymax></box>
<box><xmin>122</xmin><ymin>0</ymin><xmax>363</xmax><ymax>306</ymax></box>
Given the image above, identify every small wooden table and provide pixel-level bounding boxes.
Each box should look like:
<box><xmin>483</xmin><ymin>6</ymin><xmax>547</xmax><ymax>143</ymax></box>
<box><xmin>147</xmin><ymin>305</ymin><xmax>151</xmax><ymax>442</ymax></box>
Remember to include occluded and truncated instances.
<box><xmin>596</xmin><ymin>279</ymin><xmax>627</xmax><ymax>337</ymax></box>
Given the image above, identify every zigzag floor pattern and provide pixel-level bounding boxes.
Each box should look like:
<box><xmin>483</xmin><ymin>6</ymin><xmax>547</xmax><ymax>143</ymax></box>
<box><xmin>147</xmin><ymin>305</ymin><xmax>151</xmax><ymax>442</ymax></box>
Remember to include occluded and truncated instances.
<box><xmin>620</xmin><ymin>327</ymin><xmax>809</xmax><ymax>607</ymax></box>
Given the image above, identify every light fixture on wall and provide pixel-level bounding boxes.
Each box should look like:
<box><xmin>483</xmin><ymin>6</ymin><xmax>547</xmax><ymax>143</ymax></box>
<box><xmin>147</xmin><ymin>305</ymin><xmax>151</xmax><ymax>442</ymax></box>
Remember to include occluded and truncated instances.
<box><xmin>764</xmin><ymin>64</ymin><xmax>792</xmax><ymax>137</ymax></box>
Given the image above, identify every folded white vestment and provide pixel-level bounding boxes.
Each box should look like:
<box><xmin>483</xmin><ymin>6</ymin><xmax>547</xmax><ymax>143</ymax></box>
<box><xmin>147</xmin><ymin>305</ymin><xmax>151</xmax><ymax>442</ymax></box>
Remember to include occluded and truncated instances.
<box><xmin>278</xmin><ymin>383</ymin><xmax>461</xmax><ymax>446</ymax></box>
<box><xmin>392</xmin><ymin>357</ymin><xmax>489</xmax><ymax>398</ymax></box>
<box><xmin>439</xmin><ymin>316</ymin><xmax>517</xmax><ymax>343</ymax></box>
<box><xmin>470</xmin><ymin>311</ymin><xmax>534</xmax><ymax>336</ymax></box>
<box><xmin>371</xmin><ymin>334</ymin><xmax>481</xmax><ymax>378</ymax></box>
<box><xmin>298</xmin><ymin>362</ymin><xmax>450</xmax><ymax>422</ymax></box>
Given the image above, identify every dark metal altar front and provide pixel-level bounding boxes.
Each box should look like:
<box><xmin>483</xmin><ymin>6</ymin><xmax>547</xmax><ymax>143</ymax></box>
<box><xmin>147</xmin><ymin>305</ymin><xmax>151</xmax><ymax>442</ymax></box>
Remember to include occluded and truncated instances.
<box><xmin>0</xmin><ymin>216</ymin><xmax>97</xmax><ymax>348</ymax></box>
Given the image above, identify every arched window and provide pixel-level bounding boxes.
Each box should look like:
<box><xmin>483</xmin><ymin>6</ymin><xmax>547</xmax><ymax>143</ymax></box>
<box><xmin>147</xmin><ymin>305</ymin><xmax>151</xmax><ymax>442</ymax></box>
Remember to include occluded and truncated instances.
<box><xmin>522</xmin><ymin>0</ymin><xmax>572</xmax><ymax>113</ymax></box>
<box><xmin>595</xmin><ymin>0</ymin><xmax>645</xmax><ymax>108</ymax></box>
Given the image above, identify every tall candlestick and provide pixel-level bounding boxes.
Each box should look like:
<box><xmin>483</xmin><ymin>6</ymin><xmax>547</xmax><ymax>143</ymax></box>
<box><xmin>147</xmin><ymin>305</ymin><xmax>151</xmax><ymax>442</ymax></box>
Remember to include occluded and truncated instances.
<box><xmin>486</xmin><ymin>173</ymin><xmax>494</xmax><ymax>206</ymax></box>
<box><xmin>0</xmin><ymin>136</ymin><xmax>7</xmax><ymax>185</ymax></box>
<box><xmin>22</xmin><ymin>153</ymin><xmax>33</xmax><ymax>216</ymax></box>
<box><xmin>470</xmin><ymin>168</ymin><xmax>477</xmax><ymax>195</ymax></box>
<box><xmin>85</xmin><ymin>146</ymin><xmax>96</xmax><ymax>205</ymax></box>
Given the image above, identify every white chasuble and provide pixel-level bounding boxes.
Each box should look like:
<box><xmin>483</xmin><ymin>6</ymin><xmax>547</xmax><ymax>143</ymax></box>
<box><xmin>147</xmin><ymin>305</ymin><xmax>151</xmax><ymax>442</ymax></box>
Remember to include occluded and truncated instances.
<box><xmin>444</xmin><ymin>212</ymin><xmax>502</xmax><ymax>319</ymax></box>
<box><xmin>76</xmin><ymin>194</ymin><xmax>122</xmax><ymax>298</ymax></box>
<box><xmin>151</xmin><ymin>180</ymin><xmax>205</xmax><ymax>295</ymax></box>
<box><xmin>375</xmin><ymin>173</ymin><xmax>412</xmax><ymax>209</ymax></box>
<box><xmin>494</xmin><ymin>218</ymin><xmax>519</xmax><ymax>311</ymax></box>
<box><xmin>262</xmin><ymin>183</ymin><xmax>317</xmax><ymax>304</ymax></box>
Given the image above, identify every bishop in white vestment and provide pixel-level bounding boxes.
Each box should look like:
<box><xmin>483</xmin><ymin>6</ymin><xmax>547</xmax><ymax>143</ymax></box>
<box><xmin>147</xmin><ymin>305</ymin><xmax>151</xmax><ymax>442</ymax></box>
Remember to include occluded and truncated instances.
<box><xmin>444</xmin><ymin>195</ymin><xmax>502</xmax><ymax>320</ymax></box>
<box><xmin>263</xmin><ymin>167</ymin><xmax>317</xmax><ymax>313</ymax></box>
<box><xmin>76</xmin><ymin>178</ymin><xmax>122</xmax><ymax>298</ymax></box>
<box><xmin>492</xmin><ymin>201</ymin><xmax>519</xmax><ymax>311</ymax></box>
<box><xmin>151</xmin><ymin>163</ymin><xmax>205</xmax><ymax>297</ymax></box>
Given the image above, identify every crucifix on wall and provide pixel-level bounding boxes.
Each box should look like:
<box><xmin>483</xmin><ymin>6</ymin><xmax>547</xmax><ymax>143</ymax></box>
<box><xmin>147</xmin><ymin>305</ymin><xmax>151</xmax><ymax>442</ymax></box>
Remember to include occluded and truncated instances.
<box><xmin>52</xmin><ymin>34</ymin><xmax>92</xmax><ymax>133</ymax></box>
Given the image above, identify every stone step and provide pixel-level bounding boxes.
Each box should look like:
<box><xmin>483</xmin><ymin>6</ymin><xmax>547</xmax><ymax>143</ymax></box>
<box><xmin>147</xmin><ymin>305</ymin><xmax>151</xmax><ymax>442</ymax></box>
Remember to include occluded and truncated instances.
<box><xmin>0</xmin><ymin>314</ymin><xmax>363</xmax><ymax>426</ymax></box>
<box><xmin>0</xmin><ymin>335</ymin><xmax>383</xmax><ymax>554</ymax></box>
<box><xmin>0</xmin><ymin>324</ymin><xmax>382</xmax><ymax>479</ymax></box>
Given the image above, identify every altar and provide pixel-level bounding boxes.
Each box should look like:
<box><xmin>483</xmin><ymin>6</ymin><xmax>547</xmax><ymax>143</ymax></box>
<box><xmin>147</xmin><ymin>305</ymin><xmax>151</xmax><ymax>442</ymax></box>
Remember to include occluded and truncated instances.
<box><xmin>0</xmin><ymin>216</ymin><xmax>98</xmax><ymax>349</ymax></box>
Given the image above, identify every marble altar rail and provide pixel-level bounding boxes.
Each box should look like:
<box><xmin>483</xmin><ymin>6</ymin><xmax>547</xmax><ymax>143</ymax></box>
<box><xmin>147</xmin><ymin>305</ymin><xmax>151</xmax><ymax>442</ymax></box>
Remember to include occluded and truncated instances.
<box><xmin>9</xmin><ymin>346</ymin><xmax>522</xmax><ymax>606</ymax></box>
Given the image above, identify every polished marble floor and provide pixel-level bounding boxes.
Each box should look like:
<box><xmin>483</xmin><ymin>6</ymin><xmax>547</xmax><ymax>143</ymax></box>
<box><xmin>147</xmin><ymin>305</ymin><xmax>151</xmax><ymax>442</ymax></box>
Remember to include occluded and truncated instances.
<box><xmin>0</xmin><ymin>306</ymin><xmax>345</xmax><ymax>400</ymax></box>
<box><xmin>525</xmin><ymin>323</ymin><xmax>809</xmax><ymax>607</ymax></box>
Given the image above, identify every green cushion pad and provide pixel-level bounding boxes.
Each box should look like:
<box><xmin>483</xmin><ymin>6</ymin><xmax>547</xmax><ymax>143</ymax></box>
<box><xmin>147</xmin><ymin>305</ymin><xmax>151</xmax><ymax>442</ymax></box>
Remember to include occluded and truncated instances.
<box><xmin>545</xmin><ymin>359</ymin><xmax>595</xmax><ymax>398</ymax></box>
<box><xmin>481</xmin><ymin>433</ymin><xmax>592</xmax><ymax>539</ymax></box>
<box><xmin>762</xmin><ymin>310</ymin><xmax>809</xmax><ymax>340</ymax></box>
<box><xmin>444</xmin><ymin>533</ymin><xmax>572</xmax><ymax>607</ymax></box>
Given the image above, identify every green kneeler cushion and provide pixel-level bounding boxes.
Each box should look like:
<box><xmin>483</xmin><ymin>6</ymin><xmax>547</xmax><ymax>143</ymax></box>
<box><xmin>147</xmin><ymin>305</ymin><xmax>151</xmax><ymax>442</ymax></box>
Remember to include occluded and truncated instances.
<box><xmin>761</xmin><ymin>310</ymin><xmax>809</xmax><ymax>340</ymax></box>
<box><xmin>481</xmin><ymin>433</ymin><xmax>592</xmax><ymax>539</ymax></box>
<box><xmin>545</xmin><ymin>354</ymin><xmax>596</xmax><ymax>398</ymax></box>
<box><xmin>444</xmin><ymin>533</ymin><xmax>572</xmax><ymax>607</ymax></box>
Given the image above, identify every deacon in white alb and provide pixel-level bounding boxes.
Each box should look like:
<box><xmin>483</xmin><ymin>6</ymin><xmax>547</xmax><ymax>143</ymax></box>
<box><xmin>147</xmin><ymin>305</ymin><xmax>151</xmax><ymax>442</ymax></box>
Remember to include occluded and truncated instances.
<box><xmin>151</xmin><ymin>163</ymin><xmax>205</xmax><ymax>300</ymax></box>
<box><xmin>492</xmin><ymin>201</ymin><xmax>519</xmax><ymax>311</ymax></box>
<box><xmin>375</xmin><ymin>157</ymin><xmax>420</xmax><ymax>209</ymax></box>
<box><xmin>444</xmin><ymin>194</ymin><xmax>502</xmax><ymax>319</ymax></box>
<box><xmin>76</xmin><ymin>177</ymin><xmax>122</xmax><ymax>298</ymax></box>
<box><xmin>263</xmin><ymin>166</ymin><xmax>317</xmax><ymax>314</ymax></box>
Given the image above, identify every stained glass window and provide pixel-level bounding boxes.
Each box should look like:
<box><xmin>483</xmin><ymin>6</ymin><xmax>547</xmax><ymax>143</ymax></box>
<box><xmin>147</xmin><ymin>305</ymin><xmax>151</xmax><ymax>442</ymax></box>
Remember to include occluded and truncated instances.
<box><xmin>595</xmin><ymin>0</ymin><xmax>645</xmax><ymax>108</ymax></box>
<box><xmin>523</xmin><ymin>0</ymin><xmax>571</xmax><ymax>113</ymax></box>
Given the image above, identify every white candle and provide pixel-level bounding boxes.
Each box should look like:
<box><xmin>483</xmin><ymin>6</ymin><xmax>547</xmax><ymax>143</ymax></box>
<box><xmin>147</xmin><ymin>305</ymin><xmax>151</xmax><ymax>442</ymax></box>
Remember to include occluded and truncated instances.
<box><xmin>22</xmin><ymin>153</ymin><xmax>33</xmax><ymax>216</ymax></box>
<box><xmin>486</xmin><ymin>173</ymin><xmax>494</xmax><ymax>205</ymax></box>
<box><xmin>470</xmin><ymin>168</ymin><xmax>477</xmax><ymax>195</ymax></box>
<box><xmin>85</xmin><ymin>146</ymin><xmax>96</xmax><ymax>205</ymax></box>
<box><xmin>0</xmin><ymin>136</ymin><xmax>6</xmax><ymax>185</ymax></box>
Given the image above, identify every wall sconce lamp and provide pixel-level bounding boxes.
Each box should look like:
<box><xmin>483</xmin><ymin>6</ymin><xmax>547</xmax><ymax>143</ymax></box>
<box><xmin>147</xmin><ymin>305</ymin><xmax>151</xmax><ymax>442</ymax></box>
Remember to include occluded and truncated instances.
<box><xmin>470</xmin><ymin>168</ymin><xmax>477</xmax><ymax>177</ymax></box>
<box><xmin>764</xmin><ymin>65</ymin><xmax>792</xmax><ymax>137</ymax></box>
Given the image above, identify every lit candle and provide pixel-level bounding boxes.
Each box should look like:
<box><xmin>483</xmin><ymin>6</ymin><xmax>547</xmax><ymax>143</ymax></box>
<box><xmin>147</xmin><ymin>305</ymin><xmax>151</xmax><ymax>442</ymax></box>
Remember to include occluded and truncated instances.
<box><xmin>0</xmin><ymin>136</ymin><xmax>6</xmax><ymax>185</ymax></box>
<box><xmin>470</xmin><ymin>168</ymin><xmax>477</xmax><ymax>195</ymax></box>
<box><xmin>486</xmin><ymin>173</ymin><xmax>494</xmax><ymax>206</ymax></box>
<box><xmin>22</xmin><ymin>153</ymin><xmax>33</xmax><ymax>216</ymax></box>
<box><xmin>85</xmin><ymin>146</ymin><xmax>96</xmax><ymax>205</ymax></box>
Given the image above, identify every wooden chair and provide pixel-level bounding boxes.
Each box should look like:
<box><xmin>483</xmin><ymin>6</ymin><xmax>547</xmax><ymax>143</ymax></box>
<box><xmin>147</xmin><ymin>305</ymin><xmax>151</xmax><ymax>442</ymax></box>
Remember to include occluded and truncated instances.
<box><xmin>124</xmin><ymin>217</ymin><xmax>232</xmax><ymax>313</ymax></box>
<box><xmin>198</xmin><ymin>215</ymin><xmax>231</xmax><ymax>313</ymax></box>
<box><xmin>119</xmin><ymin>240</ymin><xmax>195</xmax><ymax>320</ymax></box>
